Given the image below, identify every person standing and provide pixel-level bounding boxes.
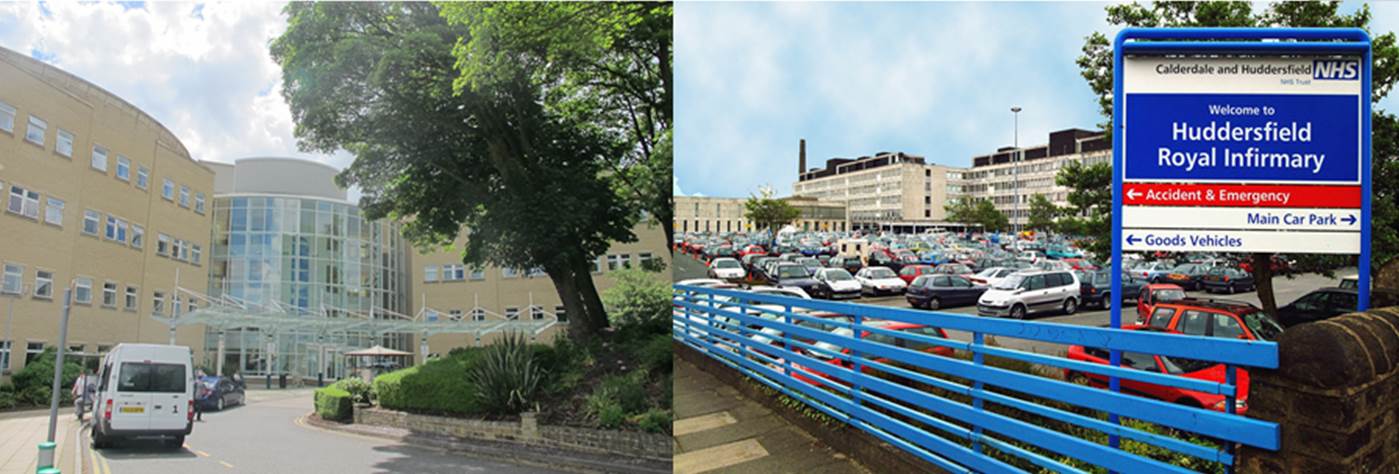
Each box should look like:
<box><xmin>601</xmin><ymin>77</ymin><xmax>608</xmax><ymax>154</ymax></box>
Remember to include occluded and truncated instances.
<box><xmin>71</xmin><ymin>370</ymin><xmax>91</xmax><ymax>422</ymax></box>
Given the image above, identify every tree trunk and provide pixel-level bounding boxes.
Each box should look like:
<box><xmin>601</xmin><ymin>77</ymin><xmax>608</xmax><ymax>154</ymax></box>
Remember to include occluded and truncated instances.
<box><xmin>548</xmin><ymin>254</ymin><xmax>611</xmax><ymax>342</ymax></box>
<box><xmin>1251</xmin><ymin>253</ymin><xmax>1277</xmax><ymax>317</ymax></box>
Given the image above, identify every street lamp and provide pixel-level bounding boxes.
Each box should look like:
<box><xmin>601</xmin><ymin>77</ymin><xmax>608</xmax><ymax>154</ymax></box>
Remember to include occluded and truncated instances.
<box><xmin>1011</xmin><ymin>106</ymin><xmax>1023</xmax><ymax>234</ymax></box>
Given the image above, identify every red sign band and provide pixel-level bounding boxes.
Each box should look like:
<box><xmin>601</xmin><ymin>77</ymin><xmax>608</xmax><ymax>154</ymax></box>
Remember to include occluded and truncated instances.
<box><xmin>1122</xmin><ymin>183</ymin><xmax>1361</xmax><ymax>208</ymax></box>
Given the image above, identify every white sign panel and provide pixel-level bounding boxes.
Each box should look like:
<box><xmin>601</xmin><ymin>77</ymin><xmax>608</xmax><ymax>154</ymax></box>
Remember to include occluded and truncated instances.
<box><xmin>1123</xmin><ymin>207</ymin><xmax>1360</xmax><ymax>231</ymax></box>
<box><xmin>1122</xmin><ymin>229</ymin><xmax>1361</xmax><ymax>254</ymax></box>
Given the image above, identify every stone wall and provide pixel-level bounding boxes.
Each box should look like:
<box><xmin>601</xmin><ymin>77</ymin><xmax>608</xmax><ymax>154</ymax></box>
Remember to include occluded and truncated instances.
<box><xmin>1238</xmin><ymin>307</ymin><xmax>1399</xmax><ymax>473</ymax></box>
<box><xmin>353</xmin><ymin>406</ymin><xmax>671</xmax><ymax>461</ymax></box>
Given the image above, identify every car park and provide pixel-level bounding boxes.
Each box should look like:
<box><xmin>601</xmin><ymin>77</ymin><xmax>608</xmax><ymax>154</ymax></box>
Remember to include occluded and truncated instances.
<box><xmin>906</xmin><ymin>274</ymin><xmax>987</xmax><ymax>310</ymax></box>
<box><xmin>1140</xmin><ymin>299</ymin><xmax>1283</xmax><ymax>342</ymax></box>
<box><xmin>1065</xmin><ymin>328</ymin><xmax>1249</xmax><ymax>414</ymax></box>
<box><xmin>707</xmin><ymin>257</ymin><xmax>747</xmax><ymax>281</ymax></box>
<box><xmin>810</xmin><ymin>268</ymin><xmax>863</xmax><ymax>300</ymax></box>
<box><xmin>1200</xmin><ymin>266</ymin><xmax>1255</xmax><ymax>294</ymax></box>
<box><xmin>977</xmin><ymin>270</ymin><xmax>1080</xmax><ymax>319</ymax></box>
<box><xmin>855</xmin><ymin>266</ymin><xmax>908</xmax><ymax>296</ymax></box>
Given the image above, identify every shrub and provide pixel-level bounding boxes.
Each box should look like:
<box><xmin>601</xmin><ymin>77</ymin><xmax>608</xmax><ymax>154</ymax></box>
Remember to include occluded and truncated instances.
<box><xmin>635</xmin><ymin>409</ymin><xmax>671</xmax><ymax>434</ymax></box>
<box><xmin>11</xmin><ymin>348</ymin><xmax>81</xmax><ymax>402</ymax></box>
<box><xmin>535</xmin><ymin>336</ymin><xmax>590</xmax><ymax>397</ymax></box>
<box><xmin>374</xmin><ymin>349</ymin><xmax>483</xmax><ymax>416</ymax></box>
<box><xmin>0</xmin><ymin>390</ymin><xmax>15</xmax><ymax>410</ymax></box>
<box><xmin>598</xmin><ymin>372</ymin><xmax>647</xmax><ymax>413</ymax></box>
<box><xmin>601</xmin><ymin>268</ymin><xmax>670</xmax><ymax>328</ymax></box>
<box><xmin>637</xmin><ymin>333</ymin><xmax>672</xmax><ymax>375</ymax></box>
<box><xmin>314</xmin><ymin>385</ymin><xmax>353</xmax><ymax>422</ymax></box>
<box><xmin>338</xmin><ymin>378</ymin><xmax>372</xmax><ymax>404</ymax></box>
<box><xmin>468</xmin><ymin>332</ymin><xmax>544</xmax><ymax>415</ymax></box>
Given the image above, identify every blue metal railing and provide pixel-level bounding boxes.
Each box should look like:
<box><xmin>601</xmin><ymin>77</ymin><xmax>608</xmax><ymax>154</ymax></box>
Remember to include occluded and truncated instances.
<box><xmin>673</xmin><ymin>284</ymin><xmax>1279</xmax><ymax>473</ymax></box>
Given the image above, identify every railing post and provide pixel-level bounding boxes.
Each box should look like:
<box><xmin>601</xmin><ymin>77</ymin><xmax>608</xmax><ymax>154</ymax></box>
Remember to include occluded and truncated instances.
<box><xmin>972</xmin><ymin>331</ymin><xmax>984</xmax><ymax>454</ymax></box>
<box><xmin>1225</xmin><ymin>364</ymin><xmax>1237</xmax><ymax>474</ymax></box>
<box><xmin>850</xmin><ymin>311</ymin><xmax>864</xmax><ymax>414</ymax></box>
<box><xmin>783</xmin><ymin>304</ymin><xmax>793</xmax><ymax>380</ymax></box>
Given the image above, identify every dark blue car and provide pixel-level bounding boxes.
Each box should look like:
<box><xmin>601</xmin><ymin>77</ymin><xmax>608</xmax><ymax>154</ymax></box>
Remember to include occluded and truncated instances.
<box><xmin>196</xmin><ymin>376</ymin><xmax>246</xmax><ymax>411</ymax></box>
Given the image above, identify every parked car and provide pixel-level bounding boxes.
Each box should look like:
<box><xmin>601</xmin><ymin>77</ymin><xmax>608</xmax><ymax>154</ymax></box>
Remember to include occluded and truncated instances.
<box><xmin>765</xmin><ymin>263</ymin><xmax>822</xmax><ymax>297</ymax></box>
<box><xmin>906</xmin><ymin>274</ymin><xmax>988</xmax><ymax>310</ymax></box>
<box><xmin>91</xmin><ymin>343</ymin><xmax>195</xmax><ymax>449</ymax></box>
<box><xmin>1237</xmin><ymin>255</ymin><xmax>1291</xmax><ymax>275</ymax></box>
<box><xmin>897</xmin><ymin>264</ymin><xmax>936</xmax><ymax>285</ymax></box>
<box><xmin>1135</xmin><ymin>284</ymin><xmax>1187</xmax><ymax>323</ymax></box>
<box><xmin>1200</xmin><ymin>266</ymin><xmax>1255</xmax><ymax>294</ymax></box>
<box><xmin>707</xmin><ymin>257</ymin><xmax>747</xmax><ymax>281</ymax></box>
<box><xmin>195</xmin><ymin>376</ymin><xmax>246</xmax><ymax>411</ymax></box>
<box><xmin>792</xmin><ymin>321</ymin><xmax>954</xmax><ymax>387</ymax></box>
<box><xmin>1065</xmin><ymin>328</ymin><xmax>1249</xmax><ymax>414</ymax></box>
<box><xmin>855</xmin><ymin>266</ymin><xmax>908</xmax><ymax>296</ymax></box>
<box><xmin>932</xmin><ymin>263</ymin><xmax>975</xmax><ymax>280</ymax></box>
<box><xmin>867</xmin><ymin>251</ymin><xmax>905</xmax><ymax>273</ymax></box>
<box><xmin>1132</xmin><ymin>262</ymin><xmax>1177</xmax><ymax>283</ymax></box>
<box><xmin>977</xmin><ymin>270</ymin><xmax>1081</xmax><ymax>319</ymax></box>
<box><xmin>810</xmin><ymin>268</ymin><xmax>862</xmax><ymax>300</ymax></box>
<box><xmin>795</xmin><ymin>257</ymin><xmax>823</xmax><ymax>276</ymax></box>
<box><xmin>1075</xmin><ymin>270</ymin><xmax>1145</xmax><ymax>310</ymax></box>
<box><xmin>1141</xmin><ymin>299</ymin><xmax>1284</xmax><ymax>342</ymax></box>
<box><xmin>1275</xmin><ymin>287</ymin><xmax>1360</xmax><ymax>328</ymax></box>
<box><xmin>969</xmin><ymin>267</ymin><xmax>1017</xmax><ymax>287</ymax></box>
<box><xmin>829</xmin><ymin>256</ymin><xmax>864</xmax><ymax>275</ymax></box>
<box><xmin>1161</xmin><ymin>263</ymin><xmax>1211</xmax><ymax>291</ymax></box>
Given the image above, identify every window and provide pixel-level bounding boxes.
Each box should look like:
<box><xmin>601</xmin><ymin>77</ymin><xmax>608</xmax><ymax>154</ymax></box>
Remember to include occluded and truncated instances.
<box><xmin>123</xmin><ymin>286</ymin><xmax>137</xmax><ymax>310</ymax></box>
<box><xmin>56</xmin><ymin>129</ymin><xmax>74</xmax><ymax>157</ymax></box>
<box><xmin>443</xmin><ymin>265</ymin><xmax>464</xmax><ymax>281</ymax></box>
<box><xmin>162</xmin><ymin>179</ymin><xmax>174</xmax><ymax>200</ymax></box>
<box><xmin>43</xmin><ymin>197</ymin><xmax>62</xmax><ymax>226</ymax></box>
<box><xmin>24</xmin><ymin>115</ymin><xmax>46</xmax><ymax>146</ymax></box>
<box><xmin>130</xmin><ymin>225</ymin><xmax>144</xmax><ymax>249</ymax></box>
<box><xmin>135</xmin><ymin>166</ymin><xmax>149</xmax><ymax>190</ymax></box>
<box><xmin>173</xmin><ymin>239</ymin><xmax>185</xmax><ymax>261</ymax></box>
<box><xmin>531</xmin><ymin>307</ymin><xmax>546</xmax><ymax>320</ymax></box>
<box><xmin>470</xmin><ymin>268</ymin><xmax>485</xmax><ymax>281</ymax></box>
<box><xmin>639</xmin><ymin>252</ymin><xmax>657</xmax><ymax>268</ymax></box>
<box><xmin>0</xmin><ymin>340</ymin><xmax>8</xmax><ymax>373</ymax></box>
<box><xmin>156</xmin><ymin>234</ymin><xmax>170</xmax><ymax>256</ymax></box>
<box><xmin>424</xmin><ymin>266</ymin><xmax>439</xmax><ymax>282</ymax></box>
<box><xmin>105</xmin><ymin>215</ymin><xmax>127</xmax><ymax>243</ymax></box>
<box><xmin>33</xmin><ymin>270</ymin><xmax>52</xmax><ymax>299</ymax></box>
<box><xmin>91</xmin><ymin>146</ymin><xmax>108</xmax><ymax>172</ymax></box>
<box><xmin>194</xmin><ymin>193</ymin><xmax>205</xmax><ymax>214</ymax></box>
<box><xmin>471</xmin><ymin>308</ymin><xmax>487</xmax><ymax>321</ymax></box>
<box><xmin>607</xmin><ymin>254</ymin><xmax>630</xmax><ymax>271</ymax></box>
<box><xmin>505</xmin><ymin>307</ymin><xmax>520</xmax><ymax>320</ymax></box>
<box><xmin>74</xmin><ymin>277</ymin><xmax>92</xmax><ymax>304</ymax></box>
<box><xmin>502</xmin><ymin>267</ymin><xmax>519</xmax><ymax>279</ymax></box>
<box><xmin>554</xmin><ymin>305</ymin><xmax>568</xmax><ymax>323</ymax></box>
<box><xmin>116</xmin><ymin>362</ymin><xmax>186</xmax><ymax>393</ymax></box>
<box><xmin>592</xmin><ymin>257</ymin><xmax>603</xmax><ymax>274</ymax></box>
<box><xmin>2</xmin><ymin>264</ymin><xmax>21</xmax><ymax>294</ymax></box>
<box><xmin>191</xmin><ymin>245</ymin><xmax>201</xmax><ymax>265</ymax></box>
<box><xmin>82</xmin><ymin>210</ymin><xmax>100</xmax><ymax>236</ymax></box>
<box><xmin>1149</xmin><ymin>308</ymin><xmax>1175</xmax><ymax>329</ymax></box>
<box><xmin>527</xmin><ymin>267</ymin><xmax>545</xmax><ymax>278</ymax></box>
<box><xmin>1212</xmin><ymin>314</ymin><xmax>1245</xmax><ymax>339</ymax></box>
<box><xmin>7</xmin><ymin>185</ymin><xmax>39</xmax><ymax>219</ymax></box>
<box><xmin>1178</xmin><ymin>310</ymin><xmax>1210</xmax><ymax>336</ymax></box>
<box><xmin>102</xmin><ymin>282</ymin><xmax>117</xmax><ymax>307</ymax></box>
<box><xmin>0</xmin><ymin>101</ymin><xmax>13</xmax><ymax>133</ymax></box>
<box><xmin>152</xmin><ymin>291</ymin><xmax>165</xmax><ymax>316</ymax></box>
<box><xmin>447</xmin><ymin>310</ymin><xmax>464</xmax><ymax>321</ymax></box>
<box><xmin>25</xmin><ymin>342</ymin><xmax>44</xmax><ymax>365</ymax></box>
<box><xmin>178</xmin><ymin>186</ymin><xmax>190</xmax><ymax>208</ymax></box>
<box><xmin>115</xmin><ymin>156</ymin><xmax>131</xmax><ymax>181</ymax></box>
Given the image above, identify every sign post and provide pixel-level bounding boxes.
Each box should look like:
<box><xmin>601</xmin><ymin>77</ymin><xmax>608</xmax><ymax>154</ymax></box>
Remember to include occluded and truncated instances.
<box><xmin>1112</xmin><ymin>27</ymin><xmax>1373</xmax><ymax>450</ymax></box>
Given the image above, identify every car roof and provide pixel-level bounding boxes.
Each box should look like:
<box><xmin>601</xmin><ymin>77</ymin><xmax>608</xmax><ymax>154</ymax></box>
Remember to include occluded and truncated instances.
<box><xmin>1156</xmin><ymin>298</ymin><xmax>1259</xmax><ymax>314</ymax></box>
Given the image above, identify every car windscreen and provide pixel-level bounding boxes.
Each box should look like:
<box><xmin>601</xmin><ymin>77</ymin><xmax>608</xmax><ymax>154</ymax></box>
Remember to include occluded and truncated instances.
<box><xmin>993</xmin><ymin>274</ymin><xmax>1025</xmax><ymax>290</ymax></box>
<box><xmin>1154</xmin><ymin>289</ymin><xmax>1187</xmax><ymax>302</ymax></box>
<box><xmin>1241</xmin><ymin>311</ymin><xmax>1284</xmax><ymax>342</ymax></box>
<box><xmin>777</xmin><ymin>265</ymin><xmax>809</xmax><ymax>279</ymax></box>
<box><xmin>865</xmin><ymin>268</ymin><xmax>896</xmax><ymax>279</ymax></box>
<box><xmin>714</xmin><ymin>260</ymin><xmax>740</xmax><ymax>269</ymax></box>
<box><xmin>118</xmin><ymin>362</ymin><xmax>187</xmax><ymax>393</ymax></box>
<box><xmin>823</xmin><ymin>270</ymin><xmax>853</xmax><ymax>281</ymax></box>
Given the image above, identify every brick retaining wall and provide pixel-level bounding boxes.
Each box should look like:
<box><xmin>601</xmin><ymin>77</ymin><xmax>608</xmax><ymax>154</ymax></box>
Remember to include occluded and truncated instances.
<box><xmin>1238</xmin><ymin>306</ymin><xmax>1399</xmax><ymax>473</ymax></box>
<box><xmin>353</xmin><ymin>406</ymin><xmax>671</xmax><ymax>461</ymax></box>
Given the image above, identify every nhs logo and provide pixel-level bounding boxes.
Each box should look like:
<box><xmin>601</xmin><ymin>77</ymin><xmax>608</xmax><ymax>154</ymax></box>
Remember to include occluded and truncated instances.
<box><xmin>1313</xmin><ymin>59</ymin><xmax>1359</xmax><ymax>80</ymax></box>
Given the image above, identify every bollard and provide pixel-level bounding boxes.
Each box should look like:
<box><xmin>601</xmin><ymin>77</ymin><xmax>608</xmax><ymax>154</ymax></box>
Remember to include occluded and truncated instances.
<box><xmin>318</xmin><ymin>372</ymin><xmax>324</xmax><ymax>387</ymax></box>
<box><xmin>36</xmin><ymin>441</ymin><xmax>55</xmax><ymax>472</ymax></box>
<box><xmin>266</xmin><ymin>373</ymin><xmax>273</xmax><ymax>390</ymax></box>
<box><xmin>36</xmin><ymin>469</ymin><xmax>59</xmax><ymax>474</ymax></box>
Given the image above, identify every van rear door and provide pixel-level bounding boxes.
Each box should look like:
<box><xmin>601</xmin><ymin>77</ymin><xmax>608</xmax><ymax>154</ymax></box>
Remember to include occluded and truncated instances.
<box><xmin>112</xmin><ymin>362</ymin><xmax>153</xmax><ymax>431</ymax></box>
<box><xmin>144</xmin><ymin>363</ymin><xmax>190</xmax><ymax>431</ymax></box>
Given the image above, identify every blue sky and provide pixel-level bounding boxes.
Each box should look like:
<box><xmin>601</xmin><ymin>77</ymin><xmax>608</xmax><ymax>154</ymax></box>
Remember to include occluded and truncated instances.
<box><xmin>675</xmin><ymin>1</ymin><xmax>1394</xmax><ymax>199</ymax></box>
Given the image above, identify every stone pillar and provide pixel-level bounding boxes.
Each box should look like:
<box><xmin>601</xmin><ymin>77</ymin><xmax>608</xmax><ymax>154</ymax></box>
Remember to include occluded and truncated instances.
<box><xmin>1238</xmin><ymin>307</ymin><xmax>1399</xmax><ymax>473</ymax></box>
<box><xmin>520</xmin><ymin>411</ymin><xmax>539</xmax><ymax>442</ymax></box>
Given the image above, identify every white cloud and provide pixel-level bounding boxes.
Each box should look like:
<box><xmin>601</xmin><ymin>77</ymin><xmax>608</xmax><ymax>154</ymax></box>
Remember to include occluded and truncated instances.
<box><xmin>0</xmin><ymin>1</ymin><xmax>354</xmax><ymax>172</ymax></box>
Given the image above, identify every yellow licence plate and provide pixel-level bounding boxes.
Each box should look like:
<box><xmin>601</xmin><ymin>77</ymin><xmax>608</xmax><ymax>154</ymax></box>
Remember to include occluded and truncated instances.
<box><xmin>1168</xmin><ymin>274</ymin><xmax>1185</xmax><ymax>279</ymax></box>
<box><xmin>120</xmin><ymin>406</ymin><xmax>143</xmax><ymax>414</ymax></box>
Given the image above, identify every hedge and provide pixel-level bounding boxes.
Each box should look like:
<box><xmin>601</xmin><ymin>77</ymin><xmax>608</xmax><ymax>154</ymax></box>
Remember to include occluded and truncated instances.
<box><xmin>314</xmin><ymin>384</ymin><xmax>353</xmax><ymax>422</ymax></box>
<box><xmin>373</xmin><ymin>349</ymin><xmax>484</xmax><ymax>416</ymax></box>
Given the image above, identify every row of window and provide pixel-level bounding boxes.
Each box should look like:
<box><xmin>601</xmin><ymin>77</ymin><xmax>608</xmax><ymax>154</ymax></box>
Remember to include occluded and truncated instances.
<box><xmin>0</xmin><ymin>100</ymin><xmax>205</xmax><ymax>215</ymax></box>
<box><xmin>3</xmin><ymin>179</ymin><xmax>203</xmax><ymax>266</ymax></box>
<box><xmin>0</xmin><ymin>341</ymin><xmax>115</xmax><ymax>371</ymax></box>
<box><xmin>423</xmin><ymin>305</ymin><xmax>567</xmax><ymax>323</ymax></box>
<box><xmin>1</xmin><ymin>262</ymin><xmax>189</xmax><ymax>316</ymax></box>
<box><xmin>422</xmin><ymin>253</ymin><xmax>659</xmax><ymax>283</ymax></box>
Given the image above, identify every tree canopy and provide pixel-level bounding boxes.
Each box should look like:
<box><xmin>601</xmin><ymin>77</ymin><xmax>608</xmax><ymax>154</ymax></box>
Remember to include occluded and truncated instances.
<box><xmin>1027</xmin><ymin>194</ymin><xmax>1060</xmax><ymax>233</ymax></box>
<box><xmin>744</xmin><ymin>187</ymin><xmax>801</xmax><ymax>241</ymax></box>
<box><xmin>946</xmin><ymin>198</ymin><xmax>1010</xmax><ymax>233</ymax></box>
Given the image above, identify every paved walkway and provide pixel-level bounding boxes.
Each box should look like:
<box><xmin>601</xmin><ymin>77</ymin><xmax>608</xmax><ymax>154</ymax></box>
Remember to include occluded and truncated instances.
<box><xmin>0</xmin><ymin>407</ymin><xmax>83</xmax><ymax>474</ymax></box>
<box><xmin>672</xmin><ymin>358</ymin><xmax>868</xmax><ymax>474</ymax></box>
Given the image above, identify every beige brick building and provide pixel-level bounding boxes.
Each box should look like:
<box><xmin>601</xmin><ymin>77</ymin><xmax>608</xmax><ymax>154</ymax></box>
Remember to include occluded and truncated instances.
<box><xmin>793</xmin><ymin>151</ymin><xmax>966</xmax><ymax>230</ymax></box>
<box><xmin>0</xmin><ymin>47</ymin><xmax>213</xmax><ymax>377</ymax></box>
<box><xmin>673</xmin><ymin>195</ymin><xmax>848</xmax><ymax>235</ymax></box>
<box><xmin>410</xmin><ymin>223</ymin><xmax>671</xmax><ymax>354</ymax></box>
<box><xmin>962</xmin><ymin>129</ymin><xmax>1111</xmax><ymax>228</ymax></box>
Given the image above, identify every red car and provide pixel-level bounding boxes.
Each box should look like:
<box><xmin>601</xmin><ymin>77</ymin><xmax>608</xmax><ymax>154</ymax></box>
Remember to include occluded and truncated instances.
<box><xmin>1135</xmin><ymin>283</ymin><xmax>1186</xmax><ymax>322</ymax></box>
<box><xmin>1062</xmin><ymin>258</ymin><xmax>1098</xmax><ymax>271</ymax></box>
<box><xmin>1238</xmin><ymin>255</ymin><xmax>1291</xmax><ymax>275</ymax></box>
<box><xmin>738</xmin><ymin>244</ymin><xmax>768</xmax><ymax>259</ymax></box>
<box><xmin>1065</xmin><ymin>326</ymin><xmax>1250</xmax><ymax>414</ymax></box>
<box><xmin>1141</xmin><ymin>300</ymin><xmax>1284</xmax><ymax>342</ymax></box>
<box><xmin>897</xmin><ymin>264</ymin><xmax>936</xmax><ymax>284</ymax></box>
<box><xmin>791</xmin><ymin>321</ymin><xmax>954</xmax><ymax>388</ymax></box>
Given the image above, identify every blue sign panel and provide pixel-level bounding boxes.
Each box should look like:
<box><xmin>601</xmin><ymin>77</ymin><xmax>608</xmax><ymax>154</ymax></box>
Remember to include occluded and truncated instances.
<box><xmin>1124</xmin><ymin>93</ymin><xmax>1361</xmax><ymax>183</ymax></box>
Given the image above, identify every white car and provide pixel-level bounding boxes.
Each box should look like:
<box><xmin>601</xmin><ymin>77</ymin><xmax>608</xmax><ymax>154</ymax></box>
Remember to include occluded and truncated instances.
<box><xmin>812</xmin><ymin>268</ymin><xmax>862</xmax><ymax>299</ymax></box>
<box><xmin>970</xmin><ymin>267</ymin><xmax>1016</xmax><ymax>287</ymax></box>
<box><xmin>91</xmin><ymin>343</ymin><xmax>195</xmax><ymax>449</ymax></box>
<box><xmin>977</xmin><ymin>270</ymin><xmax>1081</xmax><ymax>319</ymax></box>
<box><xmin>855</xmin><ymin>266</ymin><xmax>907</xmax><ymax>295</ymax></box>
<box><xmin>707</xmin><ymin>257</ymin><xmax>747</xmax><ymax>281</ymax></box>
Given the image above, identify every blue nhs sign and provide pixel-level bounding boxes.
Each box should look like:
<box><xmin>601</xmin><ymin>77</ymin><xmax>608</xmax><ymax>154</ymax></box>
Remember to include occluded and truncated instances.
<box><xmin>1314</xmin><ymin>59</ymin><xmax>1360</xmax><ymax>80</ymax></box>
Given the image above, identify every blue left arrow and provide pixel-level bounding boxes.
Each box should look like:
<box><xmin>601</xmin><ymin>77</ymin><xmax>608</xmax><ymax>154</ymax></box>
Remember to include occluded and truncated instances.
<box><xmin>1126</xmin><ymin>234</ymin><xmax>1141</xmax><ymax>245</ymax></box>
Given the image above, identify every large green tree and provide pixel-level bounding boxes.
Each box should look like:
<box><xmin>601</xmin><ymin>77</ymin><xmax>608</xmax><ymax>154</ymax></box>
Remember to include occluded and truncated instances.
<box><xmin>945</xmin><ymin>198</ymin><xmax>1010</xmax><ymax>233</ymax></box>
<box><xmin>1027</xmin><ymin>193</ymin><xmax>1060</xmax><ymax>233</ymax></box>
<box><xmin>439</xmin><ymin>2</ymin><xmax>674</xmax><ymax>247</ymax></box>
<box><xmin>271</xmin><ymin>2</ymin><xmax>648</xmax><ymax>341</ymax></box>
<box><xmin>744</xmin><ymin>187</ymin><xmax>801</xmax><ymax>245</ymax></box>
<box><xmin>1078</xmin><ymin>1</ymin><xmax>1399</xmax><ymax>312</ymax></box>
<box><xmin>1054</xmin><ymin>160</ymin><xmax>1112</xmax><ymax>259</ymax></box>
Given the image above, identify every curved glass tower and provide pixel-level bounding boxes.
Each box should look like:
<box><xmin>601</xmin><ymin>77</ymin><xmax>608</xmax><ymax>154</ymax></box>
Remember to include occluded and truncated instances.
<box><xmin>204</xmin><ymin>158</ymin><xmax>409</xmax><ymax>379</ymax></box>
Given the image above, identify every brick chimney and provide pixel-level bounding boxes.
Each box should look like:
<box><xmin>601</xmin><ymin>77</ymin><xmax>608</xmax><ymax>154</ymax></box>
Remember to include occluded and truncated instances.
<box><xmin>799</xmin><ymin>139</ymin><xmax>807</xmax><ymax>176</ymax></box>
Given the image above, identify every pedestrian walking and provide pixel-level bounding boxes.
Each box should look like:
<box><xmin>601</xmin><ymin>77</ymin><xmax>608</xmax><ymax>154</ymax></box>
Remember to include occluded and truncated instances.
<box><xmin>194</xmin><ymin>368</ymin><xmax>206</xmax><ymax>422</ymax></box>
<box><xmin>71</xmin><ymin>370</ymin><xmax>92</xmax><ymax>422</ymax></box>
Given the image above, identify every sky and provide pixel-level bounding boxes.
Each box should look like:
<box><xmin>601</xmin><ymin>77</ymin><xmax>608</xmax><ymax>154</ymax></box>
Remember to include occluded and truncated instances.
<box><xmin>0</xmin><ymin>0</ymin><xmax>355</xmax><ymax>172</ymax></box>
<box><xmin>675</xmin><ymin>1</ymin><xmax>1398</xmax><ymax>199</ymax></box>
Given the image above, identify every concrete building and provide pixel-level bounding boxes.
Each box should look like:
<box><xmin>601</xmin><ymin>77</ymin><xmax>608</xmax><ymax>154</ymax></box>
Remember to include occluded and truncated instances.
<box><xmin>410</xmin><ymin>223</ymin><xmax>671</xmax><ymax>352</ymax></box>
<box><xmin>962</xmin><ymin>129</ymin><xmax>1111</xmax><ymax>227</ymax></box>
<box><xmin>793</xmin><ymin>139</ymin><xmax>966</xmax><ymax>230</ymax></box>
<box><xmin>0</xmin><ymin>46</ymin><xmax>214</xmax><ymax>377</ymax></box>
<box><xmin>673</xmin><ymin>195</ymin><xmax>849</xmax><ymax>234</ymax></box>
<box><xmin>204</xmin><ymin>158</ymin><xmax>411</xmax><ymax>378</ymax></box>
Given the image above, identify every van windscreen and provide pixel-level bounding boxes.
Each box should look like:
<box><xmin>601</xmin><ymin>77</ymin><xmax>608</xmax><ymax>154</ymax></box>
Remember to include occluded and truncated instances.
<box><xmin>118</xmin><ymin>362</ymin><xmax>187</xmax><ymax>393</ymax></box>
